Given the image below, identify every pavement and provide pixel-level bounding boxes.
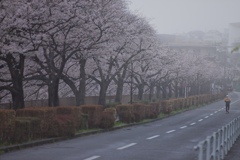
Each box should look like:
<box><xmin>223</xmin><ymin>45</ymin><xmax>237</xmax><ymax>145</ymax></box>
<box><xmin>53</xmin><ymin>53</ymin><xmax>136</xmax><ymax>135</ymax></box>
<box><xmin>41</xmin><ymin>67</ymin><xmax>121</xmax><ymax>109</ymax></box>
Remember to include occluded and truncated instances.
<box><xmin>224</xmin><ymin>136</ymin><xmax>240</xmax><ymax>160</ymax></box>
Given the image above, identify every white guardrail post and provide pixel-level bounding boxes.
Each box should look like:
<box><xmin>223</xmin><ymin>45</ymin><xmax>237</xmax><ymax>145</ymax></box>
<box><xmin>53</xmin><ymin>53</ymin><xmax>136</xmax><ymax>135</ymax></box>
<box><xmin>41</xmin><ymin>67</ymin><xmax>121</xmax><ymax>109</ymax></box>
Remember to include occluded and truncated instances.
<box><xmin>194</xmin><ymin>116</ymin><xmax>240</xmax><ymax>160</ymax></box>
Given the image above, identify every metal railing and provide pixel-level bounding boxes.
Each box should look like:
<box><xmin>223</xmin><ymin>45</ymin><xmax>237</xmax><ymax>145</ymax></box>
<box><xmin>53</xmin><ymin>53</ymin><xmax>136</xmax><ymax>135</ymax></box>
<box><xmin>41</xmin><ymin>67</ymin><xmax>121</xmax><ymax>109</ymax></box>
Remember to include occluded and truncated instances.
<box><xmin>194</xmin><ymin>116</ymin><xmax>240</xmax><ymax>160</ymax></box>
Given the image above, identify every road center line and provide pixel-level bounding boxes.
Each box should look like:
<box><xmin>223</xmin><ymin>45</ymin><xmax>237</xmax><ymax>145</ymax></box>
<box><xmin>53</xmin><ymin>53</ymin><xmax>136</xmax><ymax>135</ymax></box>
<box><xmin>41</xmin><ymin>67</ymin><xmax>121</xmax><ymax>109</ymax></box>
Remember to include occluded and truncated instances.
<box><xmin>190</xmin><ymin>122</ymin><xmax>196</xmax><ymax>125</ymax></box>
<box><xmin>147</xmin><ymin>135</ymin><xmax>160</xmax><ymax>140</ymax></box>
<box><xmin>84</xmin><ymin>156</ymin><xmax>100</xmax><ymax>160</ymax></box>
<box><xmin>205</xmin><ymin>116</ymin><xmax>209</xmax><ymax>118</ymax></box>
<box><xmin>180</xmin><ymin>126</ymin><xmax>187</xmax><ymax>129</ymax></box>
<box><xmin>198</xmin><ymin>119</ymin><xmax>203</xmax><ymax>122</ymax></box>
<box><xmin>117</xmin><ymin>143</ymin><xmax>137</xmax><ymax>150</ymax></box>
<box><xmin>166</xmin><ymin>130</ymin><xmax>175</xmax><ymax>133</ymax></box>
<box><xmin>214</xmin><ymin>111</ymin><xmax>218</xmax><ymax>113</ymax></box>
<box><xmin>210</xmin><ymin>114</ymin><xmax>213</xmax><ymax>116</ymax></box>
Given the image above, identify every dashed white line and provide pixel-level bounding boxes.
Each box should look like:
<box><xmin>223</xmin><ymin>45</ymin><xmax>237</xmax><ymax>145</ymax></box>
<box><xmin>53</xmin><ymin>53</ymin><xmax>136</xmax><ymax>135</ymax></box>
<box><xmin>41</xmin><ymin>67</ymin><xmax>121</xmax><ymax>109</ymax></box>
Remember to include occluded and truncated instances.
<box><xmin>214</xmin><ymin>111</ymin><xmax>218</xmax><ymax>113</ymax></box>
<box><xmin>205</xmin><ymin>116</ymin><xmax>209</xmax><ymax>118</ymax></box>
<box><xmin>84</xmin><ymin>156</ymin><xmax>100</xmax><ymax>160</ymax></box>
<box><xmin>147</xmin><ymin>135</ymin><xmax>160</xmax><ymax>140</ymax></box>
<box><xmin>198</xmin><ymin>119</ymin><xmax>203</xmax><ymax>122</ymax></box>
<box><xmin>190</xmin><ymin>122</ymin><xmax>196</xmax><ymax>125</ymax></box>
<box><xmin>117</xmin><ymin>143</ymin><xmax>137</xmax><ymax>150</ymax></box>
<box><xmin>180</xmin><ymin>126</ymin><xmax>187</xmax><ymax>129</ymax></box>
<box><xmin>166</xmin><ymin>130</ymin><xmax>175</xmax><ymax>133</ymax></box>
<box><xmin>210</xmin><ymin>114</ymin><xmax>213</xmax><ymax>116</ymax></box>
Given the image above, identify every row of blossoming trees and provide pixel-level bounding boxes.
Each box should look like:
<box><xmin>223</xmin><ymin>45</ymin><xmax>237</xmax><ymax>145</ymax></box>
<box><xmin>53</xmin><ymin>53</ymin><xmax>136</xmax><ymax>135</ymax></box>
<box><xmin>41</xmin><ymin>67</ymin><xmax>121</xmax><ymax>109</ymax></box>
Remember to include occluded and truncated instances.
<box><xmin>0</xmin><ymin>0</ymin><xmax>234</xmax><ymax>110</ymax></box>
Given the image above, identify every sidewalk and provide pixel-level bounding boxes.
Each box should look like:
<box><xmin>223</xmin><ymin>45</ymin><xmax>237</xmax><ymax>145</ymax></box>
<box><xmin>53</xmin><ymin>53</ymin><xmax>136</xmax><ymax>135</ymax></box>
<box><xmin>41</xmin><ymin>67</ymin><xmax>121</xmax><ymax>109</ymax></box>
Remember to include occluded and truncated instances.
<box><xmin>224</xmin><ymin>136</ymin><xmax>240</xmax><ymax>160</ymax></box>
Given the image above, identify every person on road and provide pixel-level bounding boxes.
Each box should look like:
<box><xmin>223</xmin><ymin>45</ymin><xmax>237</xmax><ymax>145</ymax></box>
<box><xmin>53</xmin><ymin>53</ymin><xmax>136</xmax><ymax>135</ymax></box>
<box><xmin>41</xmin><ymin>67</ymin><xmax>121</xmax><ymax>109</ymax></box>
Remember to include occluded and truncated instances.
<box><xmin>224</xmin><ymin>95</ymin><xmax>231</xmax><ymax>113</ymax></box>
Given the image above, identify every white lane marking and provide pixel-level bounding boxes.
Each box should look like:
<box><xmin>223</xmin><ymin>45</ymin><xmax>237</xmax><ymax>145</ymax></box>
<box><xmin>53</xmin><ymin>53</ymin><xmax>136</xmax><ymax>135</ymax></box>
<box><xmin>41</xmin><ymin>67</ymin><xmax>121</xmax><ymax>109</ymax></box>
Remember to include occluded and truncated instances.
<box><xmin>214</xmin><ymin>111</ymin><xmax>218</xmax><ymax>113</ymax></box>
<box><xmin>198</xmin><ymin>119</ymin><xmax>203</xmax><ymax>122</ymax></box>
<box><xmin>210</xmin><ymin>114</ymin><xmax>213</xmax><ymax>116</ymax></box>
<box><xmin>231</xmin><ymin>99</ymin><xmax>240</xmax><ymax>105</ymax></box>
<box><xmin>117</xmin><ymin>143</ymin><xmax>137</xmax><ymax>150</ymax></box>
<box><xmin>205</xmin><ymin>116</ymin><xmax>209</xmax><ymax>118</ymax></box>
<box><xmin>190</xmin><ymin>122</ymin><xmax>196</xmax><ymax>125</ymax></box>
<box><xmin>84</xmin><ymin>156</ymin><xmax>100</xmax><ymax>160</ymax></box>
<box><xmin>147</xmin><ymin>135</ymin><xmax>160</xmax><ymax>140</ymax></box>
<box><xmin>166</xmin><ymin>130</ymin><xmax>175</xmax><ymax>133</ymax></box>
<box><xmin>180</xmin><ymin>126</ymin><xmax>187</xmax><ymax>129</ymax></box>
<box><xmin>218</xmin><ymin>109</ymin><xmax>222</xmax><ymax>112</ymax></box>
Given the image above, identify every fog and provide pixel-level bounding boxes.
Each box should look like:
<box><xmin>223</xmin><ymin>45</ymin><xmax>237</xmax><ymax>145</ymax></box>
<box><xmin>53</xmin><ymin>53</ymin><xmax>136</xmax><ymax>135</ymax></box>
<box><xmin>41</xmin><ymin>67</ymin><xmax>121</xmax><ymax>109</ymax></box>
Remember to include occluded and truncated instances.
<box><xmin>127</xmin><ymin>0</ymin><xmax>240</xmax><ymax>34</ymax></box>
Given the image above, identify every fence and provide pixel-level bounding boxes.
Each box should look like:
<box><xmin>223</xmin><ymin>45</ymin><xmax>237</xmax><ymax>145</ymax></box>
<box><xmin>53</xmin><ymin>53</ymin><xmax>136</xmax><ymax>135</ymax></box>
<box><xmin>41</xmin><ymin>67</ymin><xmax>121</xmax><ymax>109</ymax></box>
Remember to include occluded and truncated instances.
<box><xmin>194</xmin><ymin>116</ymin><xmax>240</xmax><ymax>160</ymax></box>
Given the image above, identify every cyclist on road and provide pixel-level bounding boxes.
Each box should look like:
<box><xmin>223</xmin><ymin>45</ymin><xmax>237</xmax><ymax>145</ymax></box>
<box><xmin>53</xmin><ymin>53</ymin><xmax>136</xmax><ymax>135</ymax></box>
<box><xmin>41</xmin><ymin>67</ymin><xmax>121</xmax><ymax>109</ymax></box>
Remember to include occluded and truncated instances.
<box><xmin>224</xmin><ymin>95</ymin><xmax>231</xmax><ymax>113</ymax></box>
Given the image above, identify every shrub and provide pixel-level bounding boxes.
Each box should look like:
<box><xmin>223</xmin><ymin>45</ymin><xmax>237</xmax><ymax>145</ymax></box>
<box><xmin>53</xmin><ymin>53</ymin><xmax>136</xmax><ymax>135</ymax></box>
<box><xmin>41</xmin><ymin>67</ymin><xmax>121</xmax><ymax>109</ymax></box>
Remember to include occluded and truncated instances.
<box><xmin>104</xmin><ymin>107</ymin><xmax>117</xmax><ymax>120</ymax></box>
<box><xmin>56</xmin><ymin>106</ymin><xmax>82</xmax><ymax>129</ymax></box>
<box><xmin>145</xmin><ymin>104</ymin><xmax>158</xmax><ymax>119</ymax></box>
<box><xmin>160</xmin><ymin>100</ymin><xmax>172</xmax><ymax>114</ymax></box>
<box><xmin>80</xmin><ymin>105</ymin><xmax>103</xmax><ymax>128</ymax></box>
<box><xmin>16</xmin><ymin>107</ymin><xmax>56</xmax><ymax>138</ymax></box>
<box><xmin>52</xmin><ymin>115</ymin><xmax>76</xmax><ymax>137</ymax></box>
<box><xmin>132</xmin><ymin>103</ymin><xmax>146</xmax><ymax>122</ymax></box>
<box><xmin>150</xmin><ymin>102</ymin><xmax>161</xmax><ymax>115</ymax></box>
<box><xmin>13</xmin><ymin>117</ymin><xmax>41</xmax><ymax>143</ymax></box>
<box><xmin>100</xmin><ymin>110</ymin><xmax>115</xmax><ymax>129</ymax></box>
<box><xmin>116</xmin><ymin>104</ymin><xmax>134</xmax><ymax>123</ymax></box>
<box><xmin>0</xmin><ymin>109</ymin><xmax>15</xmax><ymax>144</ymax></box>
<box><xmin>178</xmin><ymin>98</ymin><xmax>185</xmax><ymax>109</ymax></box>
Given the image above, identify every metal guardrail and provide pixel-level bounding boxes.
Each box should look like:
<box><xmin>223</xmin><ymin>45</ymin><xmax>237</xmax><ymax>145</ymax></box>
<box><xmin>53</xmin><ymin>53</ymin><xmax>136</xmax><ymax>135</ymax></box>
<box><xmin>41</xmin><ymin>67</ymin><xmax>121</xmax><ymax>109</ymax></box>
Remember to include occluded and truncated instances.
<box><xmin>194</xmin><ymin>116</ymin><xmax>240</xmax><ymax>160</ymax></box>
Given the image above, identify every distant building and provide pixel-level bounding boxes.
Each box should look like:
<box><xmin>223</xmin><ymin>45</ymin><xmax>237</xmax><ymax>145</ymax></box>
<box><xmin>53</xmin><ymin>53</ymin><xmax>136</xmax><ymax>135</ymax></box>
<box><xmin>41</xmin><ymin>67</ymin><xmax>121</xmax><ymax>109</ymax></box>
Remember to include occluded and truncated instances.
<box><xmin>158</xmin><ymin>33</ymin><xmax>218</xmax><ymax>57</ymax></box>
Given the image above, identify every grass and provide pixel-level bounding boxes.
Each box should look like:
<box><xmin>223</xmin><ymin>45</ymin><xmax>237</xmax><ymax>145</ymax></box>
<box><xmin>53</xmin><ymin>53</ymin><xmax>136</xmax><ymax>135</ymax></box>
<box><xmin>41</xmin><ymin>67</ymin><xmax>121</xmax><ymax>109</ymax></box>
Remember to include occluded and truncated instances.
<box><xmin>76</xmin><ymin>128</ymin><xmax>101</xmax><ymax>134</ymax></box>
<box><xmin>114</xmin><ymin>121</ymin><xmax>127</xmax><ymax>127</ymax></box>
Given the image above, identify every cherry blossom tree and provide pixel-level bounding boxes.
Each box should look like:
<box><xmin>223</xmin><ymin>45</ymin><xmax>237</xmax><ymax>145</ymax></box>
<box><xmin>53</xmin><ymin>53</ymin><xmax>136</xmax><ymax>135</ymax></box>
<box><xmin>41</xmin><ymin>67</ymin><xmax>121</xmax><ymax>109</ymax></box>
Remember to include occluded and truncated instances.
<box><xmin>0</xmin><ymin>0</ymin><xmax>41</xmax><ymax>109</ymax></box>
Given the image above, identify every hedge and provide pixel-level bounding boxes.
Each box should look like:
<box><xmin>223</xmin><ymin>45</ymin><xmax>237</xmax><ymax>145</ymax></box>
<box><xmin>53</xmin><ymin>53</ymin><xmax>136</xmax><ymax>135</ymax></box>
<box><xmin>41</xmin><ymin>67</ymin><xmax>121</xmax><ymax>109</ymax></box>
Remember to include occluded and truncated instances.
<box><xmin>56</xmin><ymin>106</ymin><xmax>82</xmax><ymax>129</ymax></box>
<box><xmin>132</xmin><ymin>103</ymin><xmax>146</xmax><ymax>122</ymax></box>
<box><xmin>150</xmin><ymin>102</ymin><xmax>161</xmax><ymax>115</ymax></box>
<box><xmin>0</xmin><ymin>109</ymin><xmax>15</xmax><ymax>143</ymax></box>
<box><xmin>100</xmin><ymin>110</ymin><xmax>115</xmax><ymax>129</ymax></box>
<box><xmin>16</xmin><ymin>107</ymin><xmax>57</xmax><ymax>137</ymax></box>
<box><xmin>116</xmin><ymin>104</ymin><xmax>134</xmax><ymax>123</ymax></box>
<box><xmin>52</xmin><ymin>115</ymin><xmax>76</xmax><ymax>137</ymax></box>
<box><xmin>80</xmin><ymin>105</ymin><xmax>103</xmax><ymax>128</ymax></box>
<box><xmin>160</xmin><ymin>100</ymin><xmax>173</xmax><ymax>114</ymax></box>
<box><xmin>13</xmin><ymin>117</ymin><xmax>41</xmax><ymax>143</ymax></box>
<box><xmin>145</xmin><ymin>104</ymin><xmax>158</xmax><ymax>119</ymax></box>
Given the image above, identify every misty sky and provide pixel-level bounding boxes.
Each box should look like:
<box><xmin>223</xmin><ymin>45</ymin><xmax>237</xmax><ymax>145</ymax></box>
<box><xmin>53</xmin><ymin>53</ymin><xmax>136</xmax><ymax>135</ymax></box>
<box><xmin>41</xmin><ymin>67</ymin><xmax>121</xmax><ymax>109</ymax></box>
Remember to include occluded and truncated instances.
<box><xmin>127</xmin><ymin>0</ymin><xmax>240</xmax><ymax>34</ymax></box>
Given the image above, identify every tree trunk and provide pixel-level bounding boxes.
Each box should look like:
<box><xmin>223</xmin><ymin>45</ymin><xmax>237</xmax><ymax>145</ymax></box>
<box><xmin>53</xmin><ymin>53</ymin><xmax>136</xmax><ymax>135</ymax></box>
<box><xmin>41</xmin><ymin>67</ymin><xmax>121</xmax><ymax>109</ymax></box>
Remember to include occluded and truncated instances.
<box><xmin>174</xmin><ymin>82</ymin><xmax>178</xmax><ymax>98</ymax></box>
<box><xmin>148</xmin><ymin>83</ymin><xmax>154</xmax><ymax>101</ymax></box>
<box><xmin>137</xmin><ymin>84</ymin><xmax>144</xmax><ymax>101</ymax></box>
<box><xmin>48</xmin><ymin>82</ymin><xmax>54</xmax><ymax>106</ymax></box>
<box><xmin>179</xmin><ymin>87</ymin><xmax>184</xmax><ymax>97</ymax></box>
<box><xmin>168</xmin><ymin>84</ymin><xmax>172</xmax><ymax>98</ymax></box>
<box><xmin>48</xmin><ymin>78</ymin><xmax>60</xmax><ymax>107</ymax></box>
<box><xmin>6</xmin><ymin>54</ymin><xmax>25</xmax><ymax>109</ymax></box>
<box><xmin>115</xmin><ymin>78</ymin><xmax>124</xmax><ymax>103</ymax></box>
<box><xmin>98</xmin><ymin>81</ymin><xmax>108</xmax><ymax>106</ymax></box>
<box><xmin>162</xmin><ymin>85</ymin><xmax>167</xmax><ymax>99</ymax></box>
<box><xmin>53</xmin><ymin>79</ymin><xmax>59</xmax><ymax>106</ymax></box>
<box><xmin>78</xmin><ymin>58</ymin><xmax>86</xmax><ymax>105</ymax></box>
<box><xmin>156</xmin><ymin>85</ymin><xmax>161</xmax><ymax>99</ymax></box>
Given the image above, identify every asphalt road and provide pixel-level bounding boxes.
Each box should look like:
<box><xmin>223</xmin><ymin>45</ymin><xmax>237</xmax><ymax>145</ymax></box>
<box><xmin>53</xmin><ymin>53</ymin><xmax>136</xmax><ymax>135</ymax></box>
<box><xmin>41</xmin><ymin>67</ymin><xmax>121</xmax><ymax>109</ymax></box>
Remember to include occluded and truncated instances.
<box><xmin>1</xmin><ymin>92</ymin><xmax>240</xmax><ymax>160</ymax></box>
